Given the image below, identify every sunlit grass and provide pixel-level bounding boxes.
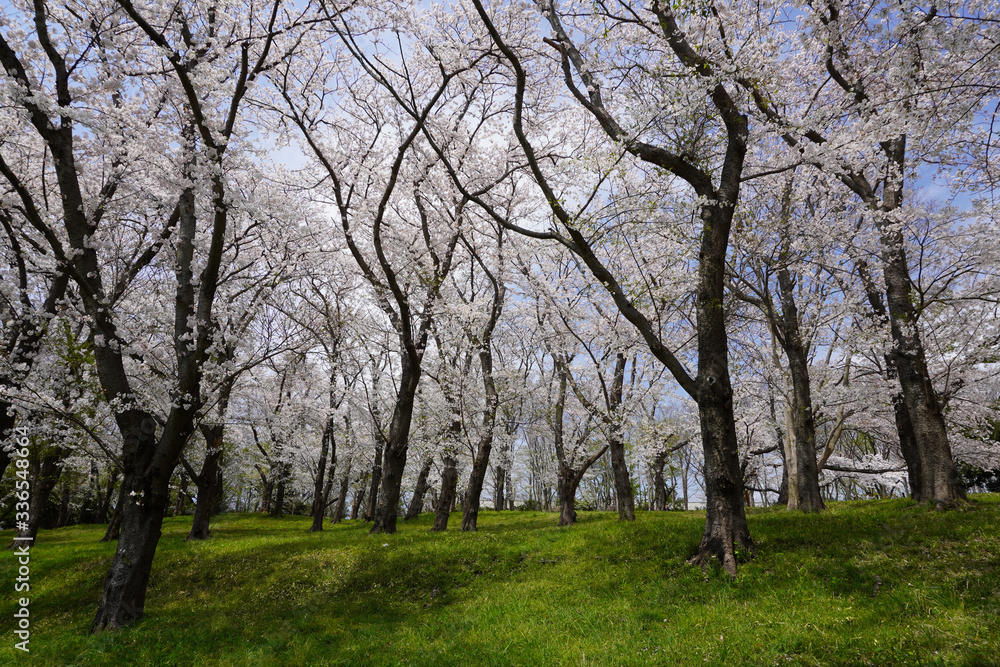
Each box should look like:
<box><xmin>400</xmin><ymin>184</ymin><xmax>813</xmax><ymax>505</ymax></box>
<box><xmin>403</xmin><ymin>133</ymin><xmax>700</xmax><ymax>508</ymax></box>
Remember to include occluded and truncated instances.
<box><xmin>2</xmin><ymin>495</ymin><xmax>998</xmax><ymax>665</ymax></box>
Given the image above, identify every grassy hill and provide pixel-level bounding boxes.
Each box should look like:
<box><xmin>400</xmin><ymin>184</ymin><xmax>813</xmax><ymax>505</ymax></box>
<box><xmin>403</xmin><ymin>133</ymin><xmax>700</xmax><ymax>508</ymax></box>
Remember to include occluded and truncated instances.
<box><xmin>2</xmin><ymin>496</ymin><xmax>998</xmax><ymax>666</ymax></box>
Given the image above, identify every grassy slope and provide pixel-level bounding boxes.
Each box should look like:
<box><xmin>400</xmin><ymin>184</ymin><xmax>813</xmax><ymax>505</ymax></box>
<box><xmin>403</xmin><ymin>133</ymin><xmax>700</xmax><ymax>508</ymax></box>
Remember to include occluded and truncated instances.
<box><xmin>1</xmin><ymin>496</ymin><xmax>998</xmax><ymax>666</ymax></box>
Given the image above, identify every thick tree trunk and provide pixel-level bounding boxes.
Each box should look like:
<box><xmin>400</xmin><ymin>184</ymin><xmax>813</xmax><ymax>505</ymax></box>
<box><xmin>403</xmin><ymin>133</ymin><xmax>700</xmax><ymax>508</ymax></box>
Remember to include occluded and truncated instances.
<box><xmin>557</xmin><ymin>468</ymin><xmax>579</xmax><ymax>526</ymax></box>
<box><xmin>271</xmin><ymin>480</ymin><xmax>286</xmax><ymax>518</ymax></box>
<box><xmin>651</xmin><ymin>450</ymin><xmax>669</xmax><ymax>511</ymax></box>
<box><xmin>406</xmin><ymin>458</ymin><xmax>433</xmax><ymax>519</ymax></box>
<box><xmin>56</xmin><ymin>483</ymin><xmax>72</xmax><ymax>527</ymax></box>
<box><xmin>777</xmin><ymin>268</ymin><xmax>825</xmax><ymax>512</ymax></box>
<box><xmin>92</xmin><ymin>415</ymin><xmax>176</xmax><ymax>630</ymax></box>
<box><xmin>876</xmin><ymin>138</ymin><xmax>963</xmax><ymax>507</ymax></box>
<box><xmin>688</xmin><ymin>199</ymin><xmax>754</xmax><ymax>576</ymax></box>
<box><xmin>892</xmin><ymin>395</ymin><xmax>923</xmax><ymax>500</ymax></box>
<box><xmin>433</xmin><ymin>454</ymin><xmax>459</xmax><ymax>531</ymax></box>
<box><xmin>462</xmin><ymin>442</ymin><xmax>492</xmax><ymax>531</ymax></box>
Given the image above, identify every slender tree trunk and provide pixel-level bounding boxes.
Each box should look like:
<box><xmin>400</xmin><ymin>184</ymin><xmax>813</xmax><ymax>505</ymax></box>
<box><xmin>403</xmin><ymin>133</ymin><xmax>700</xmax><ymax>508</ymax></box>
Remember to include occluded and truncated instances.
<box><xmin>365</xmin><ymin>444</ymin><xmax>383</xmax><ymax>522</ymax></box>
<box><xmin>607</xmin><ymin>354</ymin><xmax>635</xmax><ymax>521</ymax></box>
<box><xmin>351</xmin><ymin>484</ymin><xmax>365</xmax><ymax>520</ymax></box>
<box><xmin>173</xmin><ymin>470</ymin><xmax>188</xmax><ymax>517</ymax></box>
<box><xmin>332</xmin><ymin>466</ymin><xmax>351</xmax><ymax>524</ymax></box>
<box><xmin>310</xmin><ymin>418</ymin><xmax>335</xmax><ymax>532</ymax></box>
<box><xmin>99</xmin><ymin>469</ymin><xmax>119</xmax><ymax>524</ymax></box>
<box><xmin>11</xmin><ymin>447</ymin><xmax>67</xmax><ymax>546</ymax></box>
<box><xmin>433</xmin><ymin>454</ymin><xmax>459</xmax><ymax>531</ymax></box>
<box><xmin>406</xmin><ymin>458</ymin><xmax>433</xmax><ymax>519</ymax></box>
<box><xmin>493</xmin><ymin>465</ymin><xmax>506</xmax><ymax>511</ymax></box>
<box><xmin>102</xmin><ymin>481</ymin><xmax>129</xmax><ymax>541</ymax></box>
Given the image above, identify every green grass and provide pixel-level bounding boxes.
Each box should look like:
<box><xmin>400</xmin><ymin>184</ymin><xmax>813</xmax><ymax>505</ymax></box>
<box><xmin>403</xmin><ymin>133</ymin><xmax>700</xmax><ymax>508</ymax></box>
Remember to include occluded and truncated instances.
<box><xmin>2</xmin><ymin>496</ymin><xmax>999</xmax><ymax>666</ymax></box>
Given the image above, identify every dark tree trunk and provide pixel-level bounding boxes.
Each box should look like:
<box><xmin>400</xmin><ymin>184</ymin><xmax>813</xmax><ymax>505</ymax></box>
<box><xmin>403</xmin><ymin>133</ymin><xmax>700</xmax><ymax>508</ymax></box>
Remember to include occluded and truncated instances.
<box><xmin>557</xmin><ymin>466</ymin><xmax>581</xmax><ymax>526</ymax></box>
<box><xmin>259</xmin><ymin>475</ymin><xmax>274</xmax><ymax>515</ymax></box>
<box><xmin>173</xmin><ymin>470</ymin><xmax>188</xmax><ymax>517</ymax></box>
<box><xmin>651</xmin><ymin>450</ymin><xmax>669</xmax><ymax>511</ymax></box>
<box><xmin>271</xmin><ymin>479</ymin><xmax>286</xmax><ymax>518</ymax></box>
<box><xmin>99</xmin><ymin>469</ymin><xmax>119</xmax><ymax>524</ymax></box>
<box><xmin>11</xmin><ymin>446</ymin><xmax>68</xmax><ymax>546</ymax></box>
<box><xmin>893</xmin><ymin>394</ymin><xmax>923</xmax><ymax>499</ymax></box>
<box><xmin>607</xmin><ymin>354</ymin><xmax>635</xmax><ymax>521</ymax></box>
<box><xmin>188</xmin><ymin>425</ymin><xmax>224</xmax><ymax>540</ymax></box>
<box><xmin>875</xmin><ymin>139</ymin><xmax>963</xmax><ymax>507</ymax></box>
<box><xmin>93</xmin><ymin>414</ymin><xmax>184</xmax><ymax>630</ymax></box>
<box><xmin>493</xmin><ymin>465</ymin><xmax>506</xmax><ymax>512</ymax></box>
<box><xmin>332</xmin><ymin>467</ymin><xmax>351</xmax><ymax>524</ymax></box>
<box><xmin>310</xmin><ymin>418</ymin><xmax>336</xmax><ymax>532</ymax></box>
<box><xmin>433</xmin><ymin>454</ymin><xmax>459</xmax><ymax>531</ymax></box>
<box><xmin>101</xmin><ymin>481</ymin><xmax>128</xmax><ymax>541</ymax></box>
<box><xmin>687</xmin><ymin>198</ymin><xmax>754</xmax><ymax>576</ymax></box>
<box><xmin>406</xmin><ymin>458</ymin><xmax>433</xmax><ymax>519</ymax></box>
<box><xmin>371</xmin><ymin>354</ymin><xmax>425</xmax><ymax>534</ymax></box>
<box><xmin>365</xmin><ymin>444</ymin><xmax>383</xmax><ymax>522</ymax></box>
<box><xmin>461</xmin><ymin>440</ymin><xmax>492</xmax><ymax>531</ymax></box>
<box><xmin>351</xmin><ymin>475</ymin><xmax>367</xmax><ymax>521</ymax></box>
<box><xmin>776</xmin><ymin>267</ymin><xmax>825</xmax><ymax>512</ymax></box>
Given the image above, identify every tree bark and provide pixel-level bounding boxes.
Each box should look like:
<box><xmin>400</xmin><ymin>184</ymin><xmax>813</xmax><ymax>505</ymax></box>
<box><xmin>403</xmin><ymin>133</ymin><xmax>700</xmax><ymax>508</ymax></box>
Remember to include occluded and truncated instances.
<box><xmin>187</xmin><ymin>425</ymin><xmax>224</xmax><ymax>540</ymax></box>
<box><xmin>433</xmin><ymin>454</ymin><xmax>459</xmax><ymax>531</ymax></box>
<box><xmin>365</xmin><ymin>444</ymin><xmax>383</xmax><ymax>522</ymax></box>
<box><xmin>332</xmin><ymin>463</ymin><xmax>351</xmax><ymax>524</ymax></box>
<box><xmin>310</xmin><ymin>417</ymin><xmax>336</xmax><ymax>532</ymax></box>
<box><xmin>406</xmin><ymin>458</ymin><xmax>433</xmax><ymax>519</ymax></box>
<box><xmin>11</xmin><ymin>445</ymin><xmax>67</xmax><ymax>547</ymax></box>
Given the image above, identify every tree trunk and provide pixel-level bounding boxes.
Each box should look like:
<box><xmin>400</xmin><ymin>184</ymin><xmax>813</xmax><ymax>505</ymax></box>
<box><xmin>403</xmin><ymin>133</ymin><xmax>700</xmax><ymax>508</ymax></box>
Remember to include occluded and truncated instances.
<box><xmin>92</xmin><ymin>414</ymin><xmax>179</xmax><ymax>630</ymax></box>
<box><xmin>99</xmin><ymin>469</ymin><xmax>119</xmax><ymax>524</ymax></box>
<box><xmin>12</xmin><ymin>447</ymin><xmax>67</xmax><ymax>546</ymax></box>
<box><xmin>557</xmin><ymin>467</ymin><xmax>579</xmax><ymax>526</ymax></box>
<box><xmin>173</xmin><ymin>470</ymin><xmax>188</xmax><ymax>517</ymax></box>
<box><xmin>365</xmin><ymin>444</ymin><xmax>383</xmax><ymax>522</ymax></box>
<box><xmin>188</xmin><ymin>431</ymin><xmax>223</xmax><ymax>540</ymax></box>
<box><xmin>433</xmin><ymin>454</ymin><xmax>459</xmax><ymax>531</ymax></box>
<box><xmin>688</xmin><ymin>200</ymin><xmax>754</xmax><ymax>576</ymax></box>
<box><xmin>332</xmin><ymin>467</ymin><xmax>351</xmax><ymax>524</ymax></box>
<box><xmin>651</xmin><ymin>450</ymin><xmax>669</xmax><ymax>511</ymax></box>
<box><xmin>271</xmin><ymin>479</ymin><xmax>286</xmax><ymax>518</ymax></box>
<box><xmin>462</xmin><ymin>441</ymin><xmax>492</xmax><ymax>531</ymax></box>
<box><xmin>607</xmin><ymin>354</ymin><xmax>635</xmax><ymax>521</ymax></box>
<box><xmin>351</xmin><ymin>486</ymin><xmax>364</xmax><ymax>520</ymax></box>
<box><xmin>406</xmin><ymin>458</ymin><xmax>433</xmax><ymax>519</ymax></box>
<box><xmin>493</xmin><ymin>465</ymin><xmax>506</xmax><ymax>512</ymax></box>
<box><xmin>310</xmin><ymin>418</ymin><xmax>336</xmax><ymax>532</ymax></box>
<box><xmin>892</xmin><ymin>394</ymin><xmax>922</xmax><ymax>499</ymax></box>
<box><xmin>877</xmin><ymin>138</ymin><xmax>963</xmax><ymax>507</ymax></box>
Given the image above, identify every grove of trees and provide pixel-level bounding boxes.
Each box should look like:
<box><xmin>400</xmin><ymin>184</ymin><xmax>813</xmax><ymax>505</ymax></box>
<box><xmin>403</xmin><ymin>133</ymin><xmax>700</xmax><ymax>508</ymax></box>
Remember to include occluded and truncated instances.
<box><xmin>2</xmin><ymin>0</ymin><xmax>999</xmax><ymax>630</ymax></box>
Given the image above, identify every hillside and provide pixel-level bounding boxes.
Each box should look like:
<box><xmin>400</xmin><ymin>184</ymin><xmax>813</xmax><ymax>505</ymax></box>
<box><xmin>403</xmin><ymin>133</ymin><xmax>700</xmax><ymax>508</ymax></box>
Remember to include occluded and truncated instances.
<box><xmin>2</xmin><ymin>496</ymin><xmax>999</xmax><ymax>666</ymax></box>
